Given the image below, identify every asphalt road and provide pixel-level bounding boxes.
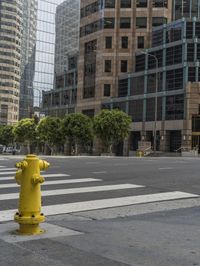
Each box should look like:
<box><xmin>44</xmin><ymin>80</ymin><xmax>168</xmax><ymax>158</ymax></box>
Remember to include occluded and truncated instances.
<box><xmin>0</xmin><ymin>155</ymin><xmax>200</xmax><ymax>266</ymax></box>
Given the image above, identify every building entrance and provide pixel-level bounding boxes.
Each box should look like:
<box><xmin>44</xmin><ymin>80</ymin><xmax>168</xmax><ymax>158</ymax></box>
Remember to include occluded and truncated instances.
<box><xmin>169</xmin><ymin>130</ymin><xmax>181</xmax><ymax>152</ymax></box>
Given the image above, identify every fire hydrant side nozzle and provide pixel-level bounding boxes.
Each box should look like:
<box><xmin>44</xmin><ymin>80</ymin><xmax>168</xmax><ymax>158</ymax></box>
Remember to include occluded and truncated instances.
<box><xmin>14</xmin><ymin>154</ymin><xmax>50</xmax><ymax>235</ymax></box>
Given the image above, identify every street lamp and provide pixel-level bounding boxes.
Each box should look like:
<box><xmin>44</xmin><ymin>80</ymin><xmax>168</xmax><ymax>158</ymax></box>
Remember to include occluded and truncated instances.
<box><xmin>139</xmin><ymin>50</ymin><xmax>158</xmax><ymax>153</ymax></box>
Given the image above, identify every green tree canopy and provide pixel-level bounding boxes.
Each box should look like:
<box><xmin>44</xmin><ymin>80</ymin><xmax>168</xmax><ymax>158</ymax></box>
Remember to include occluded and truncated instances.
<box><xmin>61</xmin><ymin>113</ymin><xmax>93</xmax><ymax>153</ymax></box>
<box><xmin>13</xmin><ymin>118</ymin><xmax>37</xmax><ymax>153</ymax></box>
<box><xmin>37</xmin><ymin>116</ymin><xmax>63</xmax><ymax>153</ymax></box>
<box><xmin>93</xmin><ymin>109</ymin><xmax>131</xmax><ymax>153</ymax></box>
<box><xmin>0</xmin><ymin>125</ymin><xmax>15</xmax><ymax>146</ymax></box>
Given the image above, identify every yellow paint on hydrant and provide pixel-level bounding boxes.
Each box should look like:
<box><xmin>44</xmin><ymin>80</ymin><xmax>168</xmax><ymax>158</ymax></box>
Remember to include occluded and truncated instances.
<box><xmin>14</xmin><ymin>154</ymin><xmax>50</xmax><ymax>235</ymax></box>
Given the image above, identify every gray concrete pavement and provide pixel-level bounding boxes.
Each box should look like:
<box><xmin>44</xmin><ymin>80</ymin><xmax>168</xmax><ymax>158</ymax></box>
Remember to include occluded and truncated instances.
<box><xmin>0</xmin><ymin>155</ymin><xmax>200</xmax><ymax>265</ymax></box>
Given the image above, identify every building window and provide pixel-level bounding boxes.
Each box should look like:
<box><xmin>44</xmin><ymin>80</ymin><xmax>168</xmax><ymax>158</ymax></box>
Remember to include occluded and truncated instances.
<box><xmin>105</xmin><ymin>0</ymin><xmax>115</xmax><ymax>8</ymax></box>
<box><xmin>152</xmin><ymin>17</ymin><xmax>167</xmax><ymax>27</ymax></box>
<box><xmin>188</xmin><ymin>67</ymin><xmax>196</xmax><ymax>82</ymax></box>
<box><xmin>136</xmin><ymin>0</ymin><xmax>147</xmax><ymax>7</ymax></box>
<box><xmin>118</xmin><ymin>79</ymin><xmax>128</xmax><ymax>97</ymax></box>
<box><xmin>82</xmin><ymin>109</ymin><xmax>95</xmax><ymax>117</ymax></box>
<box><xmin>136</xmin><ymin>17</ymin><xmax>147</xmax><ymax>28</ymax></box>
<box><xmin>121</xmin><ymin>60</ymin><xmax>128</xmax><ymax>72</ymax></box>
<box><xmin>137</xmin><ymin>36</ymin><xmax>144</xmax><ymax>48</ymax></box>
<box><xmin>121</xmin><ymin>36</ymin><xmax>128</xmax><ymax>48</ymax></box>
<box><xmin>105</xmin><ymin>60</ymin><xmax>112</xmax><ymax>72</ymax></box>
<box><xmin>120</xmin><ymin>0</ymin><xmax>131</xmax><ymax>8</ymax></box>
<box><xmin>104</xmin><ymin>84</ymin><xmax>111</xmax><ymax>96</ymax></box>
<box><xmin>166</xmin><ymin>94</ymin><xmax>184</xmax><ymax>120</ymax></box>
<box><xmin>120</xmin><ymin>17</ymin><xmax>131</xmax><ymax>29</ymax></box>
<box><xmin>105</xmin><ymin>36</ymin><xmax>112</xmax><ymax>48</ymax></box>
<box><xmin>104</xmin><ymin>18</ymin><xmax>115</xmax><ymax>29</ymax></box>
<box><xmin>153</xmin><ymin>0</ymin><xmax>168</xmax><ymax>8</ymax></box>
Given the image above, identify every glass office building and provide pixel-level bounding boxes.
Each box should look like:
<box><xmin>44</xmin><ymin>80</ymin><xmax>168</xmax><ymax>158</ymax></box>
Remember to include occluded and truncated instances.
<box><xmin>173</xmin><ymin>0</ymin><xmax>200</xmax><ymax>20</ymax></box>
<box><xmin>103</xmin><ymin>18</ymin><xmax>200</xmax><ymax>153</ymax></box>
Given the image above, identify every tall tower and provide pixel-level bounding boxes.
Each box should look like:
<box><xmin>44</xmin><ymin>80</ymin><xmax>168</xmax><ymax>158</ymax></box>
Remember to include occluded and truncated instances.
<box><xmin>0</xmin><ymin>0</ymin><xmax>22</xmax><ymax>124</ymax></box>
<box><xmin>19</xmin><ymin>0</ymin><xmax>37</xmax><ymax>119</ymax></box>
<box><xmin>76</xmin><ymin>0</ymin><xmax>173</xmax><ymax>115</ymax></box>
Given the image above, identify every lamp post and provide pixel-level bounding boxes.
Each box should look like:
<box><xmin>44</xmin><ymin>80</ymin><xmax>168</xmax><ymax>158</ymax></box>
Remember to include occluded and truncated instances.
<box><xmin>139</xmin><ymin>50</ymin><xmax>158</xmax><ymax>153</ymax></box>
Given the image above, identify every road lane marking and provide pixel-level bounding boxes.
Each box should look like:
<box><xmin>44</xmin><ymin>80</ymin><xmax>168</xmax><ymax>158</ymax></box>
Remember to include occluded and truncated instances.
<box><xmin>0</xmin><ymin>173</ymin><xmax>70</xmax><ymax>181</ymax></box>
<box><xmin>0</xmin><ymin>171</ymin><xmax>16</xmax><ymax>175</ymax></box>
<box><xmin>158</xmin><ymin>167</ymin><xmax>173</xmax><ymax>170</ymax></box>
<box><xmin>0</xmin><ymin>184</ymin><xmax>143</xmax><ymax>200</ymax></box>
<box><xmin>0</xmin><ymin>191</ymin><xmax>198</xmax><ymax>222</ymax></box>
<box><xmin>92</xmin><ymin>171</ymin><xmax>107</xmax><ymax>174</ymax></box>
<box><xmin>0</xmin><ymin>168</ymin><xmax>16</xmax><ymax>171</ymax></box>
<box><xmin>0</xmin><ymin>178</ymin><xmax>102</xmax><ymax>188</ymax></box>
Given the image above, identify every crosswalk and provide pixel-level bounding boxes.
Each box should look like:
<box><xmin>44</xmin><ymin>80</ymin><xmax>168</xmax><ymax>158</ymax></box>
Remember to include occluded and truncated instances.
<box><xmin>0</xmin><ymin>164</ymin><xmax>199</xmax><ymax>223</ymax></box>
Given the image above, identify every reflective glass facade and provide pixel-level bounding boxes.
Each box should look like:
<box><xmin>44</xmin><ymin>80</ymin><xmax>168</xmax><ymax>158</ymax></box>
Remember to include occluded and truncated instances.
<box><xmin>173</xmin><ymin>0</ymin><xmax>200</xmax><ymax>20</ymax></box>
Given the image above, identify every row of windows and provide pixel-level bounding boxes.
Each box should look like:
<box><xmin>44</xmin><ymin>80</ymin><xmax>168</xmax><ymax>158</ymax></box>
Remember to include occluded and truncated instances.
<box><xmin>0</xmin><ymin>73</ymin><xmax>20</xmax><ymax>82</ymax></box>
<box><xmin>81</xmin><ymin>0</ymin><xmax>168</xmax><ymax>18</ymax></box>
<box><xmin>0</xmin><ymin>12</ymin><xmax>21</xmax><ymax>24</ymax></box>
<box><xmin>0</xmin><ymin>50</ymin><xmax>20</xmax><ymax>60</ymax></box>
<box><xmin>0</xmin><ymin>58</ymin><xmax>20</xmax><ymax>67</ymax></box>
<box><xmin>118</xmin><ymin>66</ymin><xmax>200</xmax><ymax>99</ymax></box>
<box><xmin>80</xmin><ymin>17</ymin><xmax>167</xmax><ymax>37</ymax></box>
<box><xmin>102</xmin><ymin>94</ymin><xmax>183</xmax><ymax>122</ymax></box>
<box><xmin>105</xmin><ymin>60</ymin><xmax>128</xmax><ymax>73</ymax></box>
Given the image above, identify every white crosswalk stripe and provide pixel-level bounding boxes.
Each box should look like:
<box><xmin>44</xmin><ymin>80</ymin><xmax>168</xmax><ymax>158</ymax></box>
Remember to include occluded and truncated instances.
<box><xmin>0</xmin><ymin>173</ymin><xmax>70</xmax><ymax>181</ymax></box>
<box><xmin>0</xmin><ymin>191</ymin><xmax>198</xmax><ymax>223</ymax></box>
<box><xmin>0</xmin><ymin>166</ymin><xmax>198</xmax><ymax>223</ymax></box>
<box><xmin>0</xmin><ymin>178</ymin><xmax>102</xmax><ymax>188</ymax></box>
<box><xmin>0</xmin><ymin>184</ymin><xmax>142</xmax><ymax>200</ymax></box>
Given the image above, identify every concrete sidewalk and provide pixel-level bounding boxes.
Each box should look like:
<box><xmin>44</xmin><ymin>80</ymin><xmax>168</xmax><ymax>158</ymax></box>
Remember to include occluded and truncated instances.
<box><xmin>1</xmin><ymin>202</ymin><xmax>200</xmax><ymax>266</ymax></box>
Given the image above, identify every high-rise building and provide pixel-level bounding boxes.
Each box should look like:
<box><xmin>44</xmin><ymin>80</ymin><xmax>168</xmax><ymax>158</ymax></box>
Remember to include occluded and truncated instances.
<box><xmin>42</xmin><ymin>0</ymin><xmax>79</xmax><ymax>117</ymax></box>
<box><xmin>0</xmin><ymin>0</ymin><xmax>22</xmax><ymax>124</ymax></box>
<box><xmin>76</xmin><ymin>0</ymin><xmax>173</xmax><ymax>116</ymax></box>
<box><xmin>19</xmin><ymin>0</ymin><xmax>37</xmax><ymax>119</ymax></box>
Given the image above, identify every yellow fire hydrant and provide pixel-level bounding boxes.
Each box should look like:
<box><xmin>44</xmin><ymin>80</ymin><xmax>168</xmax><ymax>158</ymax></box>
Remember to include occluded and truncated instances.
<box><xmin>14</xmin><ymin>154</ymin><xmax>50</xmax><ymax>235</ymax></box>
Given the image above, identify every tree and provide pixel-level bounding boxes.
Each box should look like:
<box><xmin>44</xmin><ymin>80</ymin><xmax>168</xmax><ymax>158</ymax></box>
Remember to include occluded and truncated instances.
<box><xmin>13</xmin><ymin>118</ymin><xmax>37</xmax><ymax>153</ymax></box>
<box><xmin>93</xmin><ymin>109</ymin><xmax>131</xmax><ymax>153</ymax></box>
<box><xmin>61</xmin><ymin>113</ymin><xmax>93</xmax><ymax>155</ymax></box>
<box><xmin>37</xmin><ymin>116</ymin><xmax>63</xmax><ymax>154</ymax></box>
<box><xmin>0</xmin><ymin>125</ymin><xmax>15</xmax><ymax>147</ymax></box>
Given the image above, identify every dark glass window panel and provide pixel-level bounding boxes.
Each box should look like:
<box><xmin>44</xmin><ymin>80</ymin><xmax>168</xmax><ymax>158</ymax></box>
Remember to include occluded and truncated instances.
<box><xmin>147</xmin><ymin>73</ymin><xmax>163</xmax><ymax>93</ymax></box>
<box><xmin>166</xmin><ymin>94</ymin><xmax>184</xmax><ymax>120</ymax></box>
<box><xmin>186</xmin><ymin>22</ymin><xmax>193</xmax><ymax>39</ymax></box>
<box><xmin>83</xmin><ymin>87</ymin><xmax>95</xmax><ymax>98</ymax></box>
<box><xmin>152</xmin><ymin>17</ymin><xmax>167</xmax><ymax>27</ymax></box>
<box><xmin>129</xmin><ymin>100</ymin><xmax>143</xmax><ymax>121</ymax></box>
<box><xmin>187</xmin><ymin>43</ymin><xmax>194</xmax><ymax>61</ymax></box>
<box><xmin>136</xmin><ymin>0</ymin><xmax>147</xmax><ymax>7</ymax></box>
<box><xmin>166</xmin><ymin>68</ymin><xmax>183</xmax><ymax>91</ymax></box>
<box><xmin>120</xmin><ymin>0</ymin><xmax>131</xmax><ymax>8</ymax></box>
<box><xmin>105</xmin><ymin>60</ymin><xmax>112</xmax><ymax>72</ymax></box>
<box><xmin>137</xmin><ymin>36</ymin><xmax>144</xmax><ymax>48</ymax></box>
<box><xmin>104</xmin><ymin>84</ymin><xmax>111</xmax><ymax>96</ymax></box>
<box><xmin>136</xmin><ymin>17</ymin><xmax>147</xmax><ymax>28</ymax></box>
<box><xmin>120</xmin><ymin>17</ymin><xmax>131</xmax><ymax>28</ymax></box>
<box><xmin>195</xmin><ymin>22</ymin><xmax>200</xmax><ymax>38</ymax></box>
<box><xmin>192</xmin><ymin>116</ymin><xmax>200</xmax><ymax>132</ymax></box>
<box><xmin>121</xmin><ymin>36</ymin><xmax>128</xmax><ymax>48</ymax></box>
<box><xmin>166</xmin><ymin>45</ymin><xmax>182</xmax><ymax>66</ymax></box>
<box><xmin>104</xmin><ymin>18</ymin><xmax>115</xmax><ymax>28</ymax></box>
<box><xmin>121</xmin><ymin>60</ymin><xmax>128</xmax><ymax>72</ymax></box>
<box><xmin>118</xmin><ymin>79</ymin><xmax>128</xmax><ymax>97</ymax></box>
<box><xmin>152</xmin><ymin>29</ymin><xmax>163</xmax><ymax>47</ymax></box>
<box><xmin>81</xmin><ymin>0</ymin><xmax>101</xmax><ymax>18</ymax></box>
<box><xmin>135</xmin><ymin>54</ymin><xmax>145</xmax><ymax>72</ymax></box>
<box><xmin>105</xmin><ymin>36</ymin><xmax>112</xmax><ymax>48</ymax></box>
<box><xmin>130</xmin><ymin>76</ymin><xmax>144</xmax><ymax>95</ymax></box>
<box><xmin>188</xmin><ymin>67</ymin><xmax>196</xmax><ymax>82</ymax></box>
<box><xmin>113</xmin><ymin>102</ymin><xmax>127</xmax><ymax>113</ymax></box>
<box><xmin>166</xmin><ymin>21</ymin><xmax>183</xmax><ymax>43</ymax></box>
<box><xmin>105</xmin><ymin>0</ymin><xmax>115</xmax><ymax>8</ymax></box>
<box><xmin>153</xmin><ymin>0</ymin><xmax>168</xmax><ymax>8</ymax></box>
<box><xmin>146</xmin><ymin>97</ymin><xmax>162</xmax><ymax>121</ymax></box>
<box><xmin>82</xmin><ymin>109</ymin><xmax>95</xmax><ymax>117</ymax></box>
<box><xmin>148</xmin><ymin>51</ymin><xmax>163</xmax><ymax>69</ymax></box>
